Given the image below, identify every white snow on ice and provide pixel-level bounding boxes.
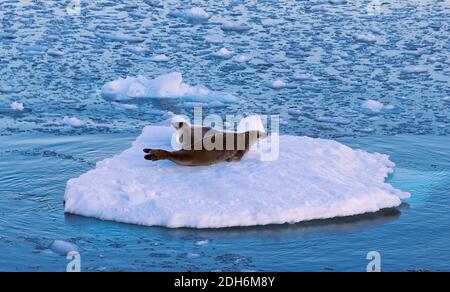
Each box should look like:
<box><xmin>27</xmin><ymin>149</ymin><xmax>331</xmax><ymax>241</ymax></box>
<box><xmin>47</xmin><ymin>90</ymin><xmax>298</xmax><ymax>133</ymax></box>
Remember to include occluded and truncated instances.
<box><xmin>101</xmin><ymin>72</ymin><xmax>238</xmax><ymax>105</ymax></box>
<box><xmin>64</xmin><ymin>126</ymin><xmax>410</xmax><ymax>229</ymax></box>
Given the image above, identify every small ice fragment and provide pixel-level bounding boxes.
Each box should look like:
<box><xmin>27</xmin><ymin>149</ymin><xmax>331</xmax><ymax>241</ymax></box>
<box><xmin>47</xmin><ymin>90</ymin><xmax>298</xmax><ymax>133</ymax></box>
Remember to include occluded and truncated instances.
<box><xmin>168</xmin><ymin>7</ymin><xmax>210</xmax><ymax>23</ymax></box>
<box><xmin>315</xmin><ymin>116</ymin><xmax>352</xmax><ymax>125</ymax></box>
<box><xmin>235</xmin><ymin>55</ymin><xmax>249</xmax><ymax>63</ymax></box>
<box><xmin>354</xmin><ymin>32</ymin><xmax>377</xmax><ymax>43</ymax></box>
<box><xmin>293</xmin><ymin>72</ymin><xmax>314</xmax><ymax>81</ymax></box>
<box><xmin>402</xmin><ymin>65</ymin><xmax>428</xmax><ymax>74</ymax></box>
<box><xmin>361</xmin><ymin>100</ymin><xmax>384</xmax><ymax>113</ymax></box>
<box><xmin>266</xmin><ymin>79</ymin><xmax>294</xmax><ymax>89</ymax></box>
<box><xmin>288</xmin><ymin>109</ymin><xmax>302</xmax><ymax>117</ymax></box>
<box><xmin>96</xmin><ymin>32</ymin><xmax>145</xmax><ymax>43</ymax></box>
<box><xmin>10</xmin><ymin>101</ymin><xmax>24</xmax><ymax>111</ymax></box>
<box><xmin>128</xmin><ymin>46</ymin><xmax>146</xmax><ymax>54</ymax></box>
<box><xmin>196</xmin><ymin>240</ymin><xmax>210</xmax><ymax>246</ymax></box>
<box><xmin>186</xmin><ymin>252</ymin><xmax>201</xmax><ymax>258</ymax></box>
<box><xmin>221</xmin><ymin>22</ymin><xmax>251</xmax><ymax>32</ymax></box>
<box><xmin>63</xmin><ymin>116</ymin><xmax>85</xmax><ymax>127</ymax></box>
<box><xmin>150</xmin><ymin>54</ymin><xmax>170</xmax><ymax>62</ymax></box>
<box><xmin>47</xmin><ymin>49</ymin><xmax>64</xmax><ymax>57</ymax></box>
<box><xmin>112</xmin><ymin>102</ymin><xmax>138</xmax><ymax>110</ymax></box>
<box><xmin>213</xmin><ymin>48</ymin><xmax>233</xmax><ymax>59</ymax></box>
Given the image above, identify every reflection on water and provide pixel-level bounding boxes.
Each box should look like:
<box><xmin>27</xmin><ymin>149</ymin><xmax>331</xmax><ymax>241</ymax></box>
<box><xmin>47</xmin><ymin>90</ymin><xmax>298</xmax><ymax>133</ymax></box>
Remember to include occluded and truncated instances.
<box><xmin>65</xmin><ymin>206</ymin><xmax>403</xmax><ymax>239</ymax></box>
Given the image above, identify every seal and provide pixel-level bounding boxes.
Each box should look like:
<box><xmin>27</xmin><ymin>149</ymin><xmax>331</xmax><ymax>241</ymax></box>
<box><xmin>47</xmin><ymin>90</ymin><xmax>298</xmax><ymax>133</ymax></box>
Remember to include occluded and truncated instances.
<box><xmin>143</xmin><ymin>122</ymin><xmax>267</xmax><ymax>166</ymax></box>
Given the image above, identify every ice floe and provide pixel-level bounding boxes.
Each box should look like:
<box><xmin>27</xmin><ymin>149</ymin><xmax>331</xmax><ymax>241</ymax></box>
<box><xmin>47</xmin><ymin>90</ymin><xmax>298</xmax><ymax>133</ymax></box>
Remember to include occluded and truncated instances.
<box><xmin>150</xmin><ymin>54</ymin><xmax>170</xmax><ymax>62</ymax></box>
<box><xmin>293</xmin><ymin>72</ymin><xmax>314</xmax><ymax>81</ymax></box>
<box><xmin>315</xmin><ymin>116</ymin><xmax>352</xmax><ymax>125</ymax></box>
<box><xmin>101</xmin><ymin>72</ymin><xmax>238</xmax><ymax>105</ymax></box>
<box><xmin>63</xmin><ymin>116</ymin><xmax>85</xmax><ymax>127</ymax></box>
<box><xmin>168</xmin><ymin>7</ymin><xmax>211</xmax><ymax>23</ymax></box>
<box><xmin>212</xmin><ymin>48</ymin><xmax>233</xmax><ymax>59</ymax></box>
<box><xmin>354</xmin><ymin>32</ymin><xmax>377</xmax><ymax>43</ymax></box>
<box><xmin>47</xmin><ymin>48</ymin><xmax>64</xmax><ymax>57</ymax></box>
<box><xmin>10</xmin><ymin>101</ymin><xmax>24</xmax><ymax>111</ymax></box>
<box><xmin>64</xmin><ymin>126</ymin><xmax>409</xmax><ymax>228</ymax></box>
<box><xmin>221</xmin><ymin>22</ymin><xmax>251</xmax><ymax>32</ymax></box>
<box><xmin>402</xmin><ymin>65</ymin><xmax>428</xmax><ymax>74</ymax></box>
<box><xmin>265</xmin><ymin>79</ymin><xmax>295</xmax><ymax>89</ymax></box>
<box><xmin>95</xmin><ymin>32</ymin><xmax>145</xmax><ymax>43</ymax></box>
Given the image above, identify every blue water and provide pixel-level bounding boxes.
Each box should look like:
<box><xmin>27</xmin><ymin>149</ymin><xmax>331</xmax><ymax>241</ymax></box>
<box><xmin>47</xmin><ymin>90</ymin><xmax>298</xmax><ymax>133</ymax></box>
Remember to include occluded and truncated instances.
<box><xmin>1</xmin><ymin>0</ymin><xmax>449</xmax><ymax>271</ymax></box>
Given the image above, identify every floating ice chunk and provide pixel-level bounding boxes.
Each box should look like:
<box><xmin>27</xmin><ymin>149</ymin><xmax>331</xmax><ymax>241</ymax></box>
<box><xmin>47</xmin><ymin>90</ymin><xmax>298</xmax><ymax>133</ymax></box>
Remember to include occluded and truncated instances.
<box><xmin>17</xmin><ymin>44</ymin><xmax>47</xmax><ymax>52</ymax></box>
<box><xmin>64</xmin><ymin>126</ymin><xmax>409</xmax><ymax>228</ymax></box>
<box><xmin>287</xmin><ymin>109</ymin><xmax>302</xmax><ymax>117</ymax></box>
<box><xmin>265</xmin><ymin>79</ymin><xmax>295</xmax><ymax>89</ymax></box>
<box><xmin>212</xmin><ymin>48</ymin><xmax>233</xmax><ymax>59</ymax></box>
<box><xmin>427</xmin><ymin>56</ymin><xmax>437</xmax><ymax>63</ymax></box>
<box><xmin>402</xmin><ymin>65</ymin><xmax>428</xmax><ymax>74</ymax></box>
<box><xmin>0</xmin><ymin>84</ymin><xmax>20</xmax><ymax>93</ymax></box>
<box><xmin>63</xmin><ymin>116</ymin><xmax>85</xmax><ymax>127</ymax></box>
<box><xmin>369</xmin><ymin>26</ymin><xmax>383</xmax><ymax>34</ymax></box>
<box><xmin>315</xmin><ymin>116</ymin><xmax>352</xmax><ymax>125</ymax></box>
<box><xmin>293</xmin><ymin>72</ymin><xmax>314</xmax><ymax>81</ymax></box>
<box><xmin>150</xmin><ymin>54</ymin><xmax>170</xmax><ymax>62</ymax></box>
<box><xmin>221</xmin><ymin>22</ymin><xmax>251</xmax><ymax>32</ymax></box>
<box><xmin>17</xmin><ymin>44</ymin><xmax>47</xmax><ymax>56</ymax></box>
<box><xmin>127</xmin><ymin>46</ymin><xmax>146</xmax><ymax>54</ymax></box>
<box><xmin>196</xmin><ymin>240</ymin><xmax>210</xmax><ymax>246</ymax></box>
<box><xmin>168</xmin><ymin>7</ymin><xmax>210</xmax><ymax>23</ymax></box>
<box><xmin>204</xmin><ymin>35</ymin><xmax>223</xmax><ymax>44</ymax></box>
<box><xmin>354</xmin><ymin>32</ymin><xmax>377</xmax><ymax>43</ymax></box>
<box><xmin>47</xmin><ymin>48</ymin><xmax>64</xmax><ymax>57</ymax></box>
<box><xmin>96</xmin><ymin>32</ymin><xmax>145</xmax><ymax>43</ymax></box>
<box><xmin>361</xmin><ymin>99</ymin><xmax>384</xmax><ymax>113</ymax></box>
<box><xmin>361</xmin><ymin>100</ymin><xmax>400</xmax><ymax>114</ymax></box>
<box><xmin>0</xmin><ymin>32</ymin><xmax>16</xmax><ymax>39</ymax></box>
<box><xmin>10</xmin><ymin>101</ymin><xmax>24</xmax><ymax>111</ymax></box>
<box><xmin>358</xmin><ymin>127</ymin><xmax>376</xmax><ymax>134</ymax></box>
<box><xmin>235</xmin><ymin>55</ymin><xmax>249</xmax><ymax>63</ymax></box>
<box><xmin>49</xmin><ymin>240</ymin><xmax>79</xmax><ymax>255</ymax></box>
<box><xmin>101</xmin><ymin>72</ymin><xmax>238</xmax><ymax>104</ymax></box>
<box><xmin>442</xmin><ymin>96</ymin><xmax>450</xmax><ymax>102</ymax></box>
<box><xmin>186</xmin><ymin>252</ymin><xmax>201</xmax><ymax>258</ymax></box>
<box><xmin>112</xmin><ymin>102</ymin><xmax>138</xmax><ymax>110</ymax></box>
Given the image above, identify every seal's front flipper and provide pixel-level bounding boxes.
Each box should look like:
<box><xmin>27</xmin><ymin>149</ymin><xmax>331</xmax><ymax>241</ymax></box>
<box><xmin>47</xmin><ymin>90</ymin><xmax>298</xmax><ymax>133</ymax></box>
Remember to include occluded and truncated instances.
<box><xmin>144</xmin><ymin>149</ymin><xmax>170</xmax><ymax>161</ymax></box>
